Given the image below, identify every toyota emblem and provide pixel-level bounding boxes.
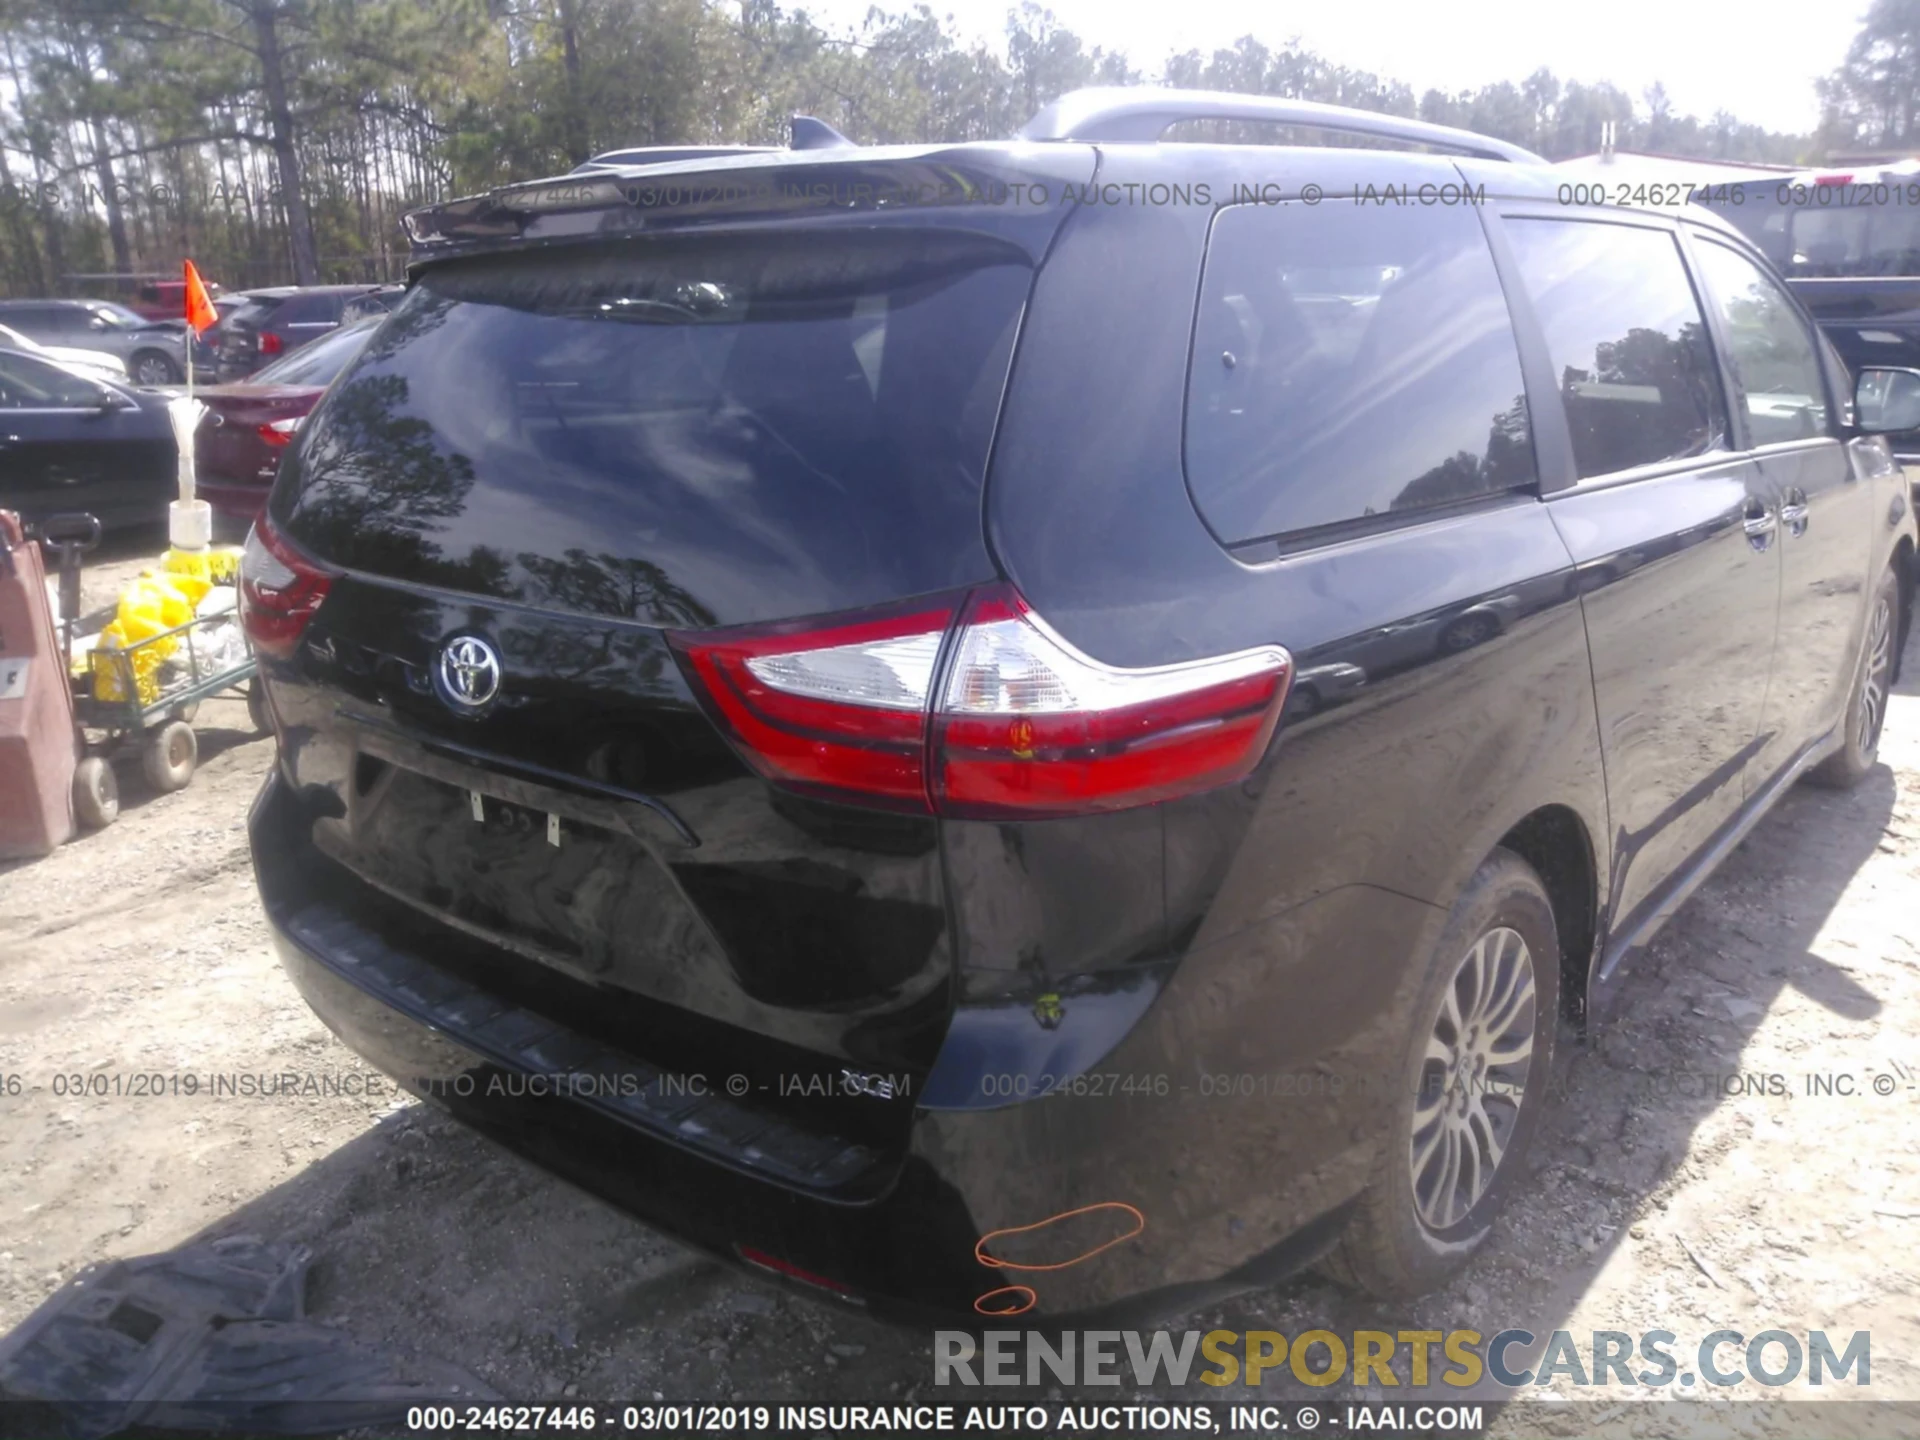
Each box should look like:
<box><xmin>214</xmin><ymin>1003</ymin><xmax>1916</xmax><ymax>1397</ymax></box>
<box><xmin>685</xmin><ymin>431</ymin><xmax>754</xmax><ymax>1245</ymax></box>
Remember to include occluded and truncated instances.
<box><xmin>434</xmin><ymin>634</ymin><xmax>502</xmax><ymax>712</ymax></box>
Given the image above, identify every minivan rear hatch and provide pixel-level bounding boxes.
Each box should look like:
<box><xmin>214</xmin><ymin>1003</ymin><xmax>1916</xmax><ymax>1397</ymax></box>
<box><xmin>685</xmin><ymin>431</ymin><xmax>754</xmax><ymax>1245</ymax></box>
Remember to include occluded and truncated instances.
<box><xmin>261</xmin><ymin>167</ymin><xmax>1087</xmax><ymax>1144</ymax></box>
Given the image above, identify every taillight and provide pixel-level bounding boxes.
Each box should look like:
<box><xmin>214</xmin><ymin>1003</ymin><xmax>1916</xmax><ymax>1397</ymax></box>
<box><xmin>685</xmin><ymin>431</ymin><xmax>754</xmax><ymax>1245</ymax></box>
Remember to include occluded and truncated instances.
<box><xmin>931</xmin><ymin>586</ymin><xmax>1290</xmax><ymax>816</ymax></box>
<box><xmin>672</xmin><ymin>598</ymin><xmax>956</xmax><ymax>809</ymax></box>
<box><xmin>239</xmin><ymin>515</ymin><xmax>336</xmax><ymax>659</ymax></box>
<box><xmin>258</xmin><ymin>331</ymin><xmax>283</xmax><ymax>356</ymax></box>
<box><xmin>258</xmin><ymin>416</ymin><xmax>301</xmax><ymax>447</ymax></box>
<box><xmin>670</xmin><ymin>583</ymin><xmax>1291</xmax><ymax>817</ymax></box>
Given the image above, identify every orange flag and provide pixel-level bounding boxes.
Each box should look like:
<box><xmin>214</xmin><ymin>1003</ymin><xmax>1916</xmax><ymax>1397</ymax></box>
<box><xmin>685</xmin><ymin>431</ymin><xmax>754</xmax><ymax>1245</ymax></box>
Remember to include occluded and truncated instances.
<box><xmin>183</xmin><ymin>259</ymin><xmax>218</xmax><ymax>333</ymax></box>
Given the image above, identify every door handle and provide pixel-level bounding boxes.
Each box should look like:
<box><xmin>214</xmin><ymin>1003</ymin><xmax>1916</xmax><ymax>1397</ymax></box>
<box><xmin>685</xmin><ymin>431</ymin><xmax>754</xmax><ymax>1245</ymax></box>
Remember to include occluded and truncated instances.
<box><xmin>1778</xmin><ymin>487</ymin><xmax>1809</xmax><ymax>538</ymax></box>
<box><xmin>1742</xmin><ymin>497</ymin><xmax>1777</xmax><ymax>550</ymax></box>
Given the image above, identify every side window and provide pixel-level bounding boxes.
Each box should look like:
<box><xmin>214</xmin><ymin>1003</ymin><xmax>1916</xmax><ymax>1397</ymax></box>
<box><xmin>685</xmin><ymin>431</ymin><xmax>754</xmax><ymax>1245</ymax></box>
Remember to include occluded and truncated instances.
<box><xmin>27</xmin><ymin>305</ymin><xmax>78</xmax><ymax>335</ymax></box>
<box><xmin>1691</xmin><ymin>241</ymin><xmax>1831</xmax><ymax>446</ymax></box>
<box><xmin>0</xmin><ymin>351</ymin><xmax>107</xmax><ymax>407</ymax></box>
<box><xmin>1185</xmin><ymin>200</ymin><xmax>1535</xmax><ymax>545</ymax></box>
<box><xmin>1505</xmin><ymin>218</ymin><xmax>1727</xmax><ymax>480</ymax></box>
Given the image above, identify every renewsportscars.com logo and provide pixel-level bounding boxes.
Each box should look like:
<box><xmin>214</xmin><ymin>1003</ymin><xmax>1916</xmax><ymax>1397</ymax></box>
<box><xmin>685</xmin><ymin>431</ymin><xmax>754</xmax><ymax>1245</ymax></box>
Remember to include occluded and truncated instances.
<box><xmin>934</xmin><ymin>1328</ymin><xmax>1871</xmax><ymax>1390</ymax></box>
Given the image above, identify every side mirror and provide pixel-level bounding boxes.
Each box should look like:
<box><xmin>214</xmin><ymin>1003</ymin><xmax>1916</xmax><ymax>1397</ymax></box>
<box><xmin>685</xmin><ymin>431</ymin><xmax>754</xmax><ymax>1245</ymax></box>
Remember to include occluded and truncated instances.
<box><xmin>92</xmin><ymin>387</ymin><xmax>127</xmax><ymax>412</ymax></box>
<box><xmin>1854</xmin><ymin>366</ymin><xmax>1920</xmax><ymax>433</ymax></box>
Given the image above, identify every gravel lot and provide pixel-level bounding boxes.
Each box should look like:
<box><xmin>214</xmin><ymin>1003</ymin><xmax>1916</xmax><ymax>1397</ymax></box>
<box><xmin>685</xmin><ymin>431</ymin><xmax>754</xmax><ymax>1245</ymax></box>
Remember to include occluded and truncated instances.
<box><xmin>2</xmin><ymin>533</ymin><xmax>1916</xmax><ymax>1427</ymax></box>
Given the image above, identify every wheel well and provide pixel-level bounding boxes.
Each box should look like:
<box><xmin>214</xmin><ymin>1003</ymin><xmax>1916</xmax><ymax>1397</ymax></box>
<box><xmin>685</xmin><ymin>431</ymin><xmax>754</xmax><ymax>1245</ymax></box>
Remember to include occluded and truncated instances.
<box><xmin>1496</xmin><ymin>806</ymin><xmax>1597</xmax><ymax>1028</ymax></box>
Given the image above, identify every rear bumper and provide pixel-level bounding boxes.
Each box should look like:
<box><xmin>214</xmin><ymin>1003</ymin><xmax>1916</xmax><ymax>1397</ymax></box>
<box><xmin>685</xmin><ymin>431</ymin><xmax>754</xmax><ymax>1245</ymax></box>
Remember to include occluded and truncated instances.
<box><xmin>251</xmin><ymin>769</ymin><xmax>1400</xmax><ymax>1319</ymax></box>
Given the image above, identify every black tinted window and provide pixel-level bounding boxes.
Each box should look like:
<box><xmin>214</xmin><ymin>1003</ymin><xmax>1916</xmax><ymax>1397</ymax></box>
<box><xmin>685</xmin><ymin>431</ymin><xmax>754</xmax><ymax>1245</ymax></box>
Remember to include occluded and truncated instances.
<box><xmin>1505</xmin><ymin>219</ymin><xmax>1725</xmax><ymax>480</ymax></box>
<box><xmin>1691</xmin><ymin>242</ymin><xmax>1830</xmax><ymax>445</ymax></box>
<box><xmin>1186</xmin><ymin>201</ymin><xmax>1534</xmax><ymax>545</ymax></box>
<box><xmin>0</xmin><ymin>305</ymin><xmax>60</xmax><ymax>331</ymax></box>
<box><xmin>0</xmin><ymin>351</ymin><xmax>109</xmax><ymax>407</ymax></box>
<box><xmin>279</xmin><ymin>230</ymin><xmax>1030</xmax><ymax>620</ymax></box>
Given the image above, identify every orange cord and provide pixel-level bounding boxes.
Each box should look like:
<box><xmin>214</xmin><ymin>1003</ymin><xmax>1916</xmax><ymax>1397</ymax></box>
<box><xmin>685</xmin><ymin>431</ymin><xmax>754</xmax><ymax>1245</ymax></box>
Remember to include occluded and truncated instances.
<box><xmin>973</xmin><ymin>1201</ymin><xmax>1146</xmax><ymax>1273</ymax></box>
<box><xmin>972</xmin><ymin>1285</ymin><xmax>1038</xmax><ymax>1316</ymax></box>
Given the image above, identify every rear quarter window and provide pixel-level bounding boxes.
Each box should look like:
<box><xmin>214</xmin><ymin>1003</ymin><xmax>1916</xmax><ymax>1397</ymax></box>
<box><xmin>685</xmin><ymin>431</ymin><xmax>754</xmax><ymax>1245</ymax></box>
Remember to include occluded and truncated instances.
<box><xmin>1185</xmin><ymin>200</ymin><xmax>1535</xmax><ymax>547</ymax></box>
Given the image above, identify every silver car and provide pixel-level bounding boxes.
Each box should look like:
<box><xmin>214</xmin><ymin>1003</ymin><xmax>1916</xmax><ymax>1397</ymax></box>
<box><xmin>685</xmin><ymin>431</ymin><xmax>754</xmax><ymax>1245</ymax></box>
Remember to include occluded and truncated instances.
<box><xmin>0</xmin><ymin>299</ymin><xmax>188</xmax><ymax>385</ymax></box>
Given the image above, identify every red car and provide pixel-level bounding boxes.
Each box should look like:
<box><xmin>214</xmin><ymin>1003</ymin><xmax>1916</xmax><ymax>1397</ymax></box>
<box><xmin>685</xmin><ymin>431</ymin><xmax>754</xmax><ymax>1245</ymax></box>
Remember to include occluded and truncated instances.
<box><xmin>194</xmin><ymin>317</ymin><xmax>376</xmax><ymax>530</ymax></box>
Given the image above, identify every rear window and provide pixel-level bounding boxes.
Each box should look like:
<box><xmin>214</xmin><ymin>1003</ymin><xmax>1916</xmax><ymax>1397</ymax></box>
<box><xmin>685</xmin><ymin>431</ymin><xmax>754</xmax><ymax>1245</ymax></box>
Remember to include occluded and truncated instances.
<box><xmin>1715</xmin><ymin>193</ymin><xmax>1920</xmax><ymax>278</ymax></box>
<box><xmin>277</xmin><ymin>230</ymin><xmax>1030</xmax><ymax>620</ymax></box>
<box><xmin>253</xmin><ymin>319</ymin><xmax>376</xmax><ymax>386</ymax></box>
<box><xmin>1185</xmin><ymin>201</ymin><xmax>1535</xmax><ymax>547</ymax></box>
<box><xmin>227</xmin><ymin>296</ymin><xmax>288</xmax><ymax>329</ymax></box>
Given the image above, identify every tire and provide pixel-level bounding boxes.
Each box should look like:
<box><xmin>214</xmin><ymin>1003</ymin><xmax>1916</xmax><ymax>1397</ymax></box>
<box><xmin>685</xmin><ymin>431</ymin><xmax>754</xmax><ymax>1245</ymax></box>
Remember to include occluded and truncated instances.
<box><xmin>130</xmin><ymin>350</ymin><xmax>182</xmax><ymax>385</ymax></box>
<box><xmin>1809</xmin><ymin>566</ymin><xmax>1899</xmax><ymax>790</ymax></box>
<box><xmin>141</xmin><ymin>719</ymin><xmax>198</xmax><ymax>793</ymax></box>
<box><xmin>72</xmin><ymin>757</ymin><xmax>120</xmax><ymax>829</ymax></box>
<box><xmin>1325</xmin><ymin>847</ymin><xmax>1560</xmax><ymax>1298</ymax></box>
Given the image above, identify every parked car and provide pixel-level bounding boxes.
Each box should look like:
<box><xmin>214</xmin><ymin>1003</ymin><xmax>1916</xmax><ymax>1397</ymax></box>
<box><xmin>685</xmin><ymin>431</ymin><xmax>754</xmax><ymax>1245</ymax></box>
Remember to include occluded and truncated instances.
<box><xmin>243</xmin><ymin>89</ymin><xmax>1917</xmax><ymax>1321</ymax></box>
<box><xmin>0</xmin><ymin>298</ymin><xmax>188</xmax><ymax>386</ymax></box>
<box><xmin>0</xmin><ymin>348</ymin><xmax>174</xmax><ymax>530</ymax></box>
<box><xmin>339</xmin><ymin>284</ymin><xmax>405</xmax><ymax>325</ymax></box>
<box><xmin>134</xmin><ymin>275</ymin><xmax>229</xmax><ymax>322</ymax></box>
<box><xmin>214</xmin><ymin>285</ymin><xmax>379</xmax><ymax>381</ymax></box>
<box><xmin>1702</xmin><ymin>163</ymin><xmax>1920</xmax><ymax>453</ymax></box>
<box><xmin>194</xmin><ymin>317</ymin><xmax>378</xmax><ymax>531</ymax></box>
<box><xmin>187</xmin><ymin>292</ymin><xmax>258</xmax><ymax>374</ymax></box>
<box><xmin>0</xmin><ymin>322</ymin><xmax>128</xmax><ymax>384</ymax></box>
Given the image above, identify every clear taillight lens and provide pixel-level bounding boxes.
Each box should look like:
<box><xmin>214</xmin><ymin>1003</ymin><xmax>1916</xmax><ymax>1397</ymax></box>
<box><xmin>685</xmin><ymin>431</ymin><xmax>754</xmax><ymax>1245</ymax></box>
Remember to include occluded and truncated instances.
<box><xmin>672</xmin><ymin>584</ymin><xmax>1291</xmax><ymax>817</ymax></box>
<box><xmin>239</xmin><ymin>515</ymin><xmax>336</xmax><ymax>659</ymax></box>
<box><xmin>931</xmin><ymin>586</ymin><xmax>1291</xmax><ymax>817</ymax></box>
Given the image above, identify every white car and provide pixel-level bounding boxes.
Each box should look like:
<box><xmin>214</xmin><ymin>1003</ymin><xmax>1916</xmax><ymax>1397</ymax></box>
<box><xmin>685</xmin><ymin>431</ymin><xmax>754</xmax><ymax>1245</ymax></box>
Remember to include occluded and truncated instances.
<box><xmin>0</xmin><ymin>323</ymin><xmax>129</xmax><ymax>383</ymax></box>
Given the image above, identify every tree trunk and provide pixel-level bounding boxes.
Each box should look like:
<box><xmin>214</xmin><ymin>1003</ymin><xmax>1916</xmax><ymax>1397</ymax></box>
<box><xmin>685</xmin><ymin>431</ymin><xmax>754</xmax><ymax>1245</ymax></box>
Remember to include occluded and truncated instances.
<box><xmin>556</xmin><ymin>0</ymin><xmax>590</xmax><ymax>163</ymax></box>
<box><xmin>249</xmin><ymin>0</ymin><xmax>320</xmax><ymax>283</ymax></box>
<box><xmin>86</xmin><ymin>116</ymin><xmax>135</xmax><ymax>276</ymax></box>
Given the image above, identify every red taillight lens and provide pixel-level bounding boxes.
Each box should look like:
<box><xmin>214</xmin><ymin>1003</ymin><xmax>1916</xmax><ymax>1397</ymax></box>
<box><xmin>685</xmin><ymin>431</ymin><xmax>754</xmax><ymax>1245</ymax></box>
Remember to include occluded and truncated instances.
<box><xmin>258</xmin><ymin>331</ymin><xmax>283</xmax><ymax>356</ymax></box>
<box><xmin>257</xmin><ymin>416</ymin><xmax>301</xmax><ymax>447</ymax></box>
<box><xmin>930</xmin><ymin>586</ymin><xmax>1290</xmax><ymax>817</ymax></box>
<box><xmin>238</xmin><ymin>515</ymin><xmax>336</xmax><ymax>659</ymax></box>
<box><xmin>671</xmin><ymin>584</ymin><xmax>1291</xmax><ymax>817</ymax></box>
<box><xmin>671</xmin><ymin>599</ymin><xmax>957</xmax><ymax>810</ymax></box>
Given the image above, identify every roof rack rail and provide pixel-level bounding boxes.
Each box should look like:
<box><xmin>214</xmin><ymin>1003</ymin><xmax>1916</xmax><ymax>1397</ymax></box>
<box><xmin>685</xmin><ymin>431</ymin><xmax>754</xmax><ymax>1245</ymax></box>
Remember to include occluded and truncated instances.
<box><xmin>569</xmin><ymin>144</ymin><xmax>776</xmax><ymax>175</ymax></box>
<box><xmin>1020</xmin><ymin>87</ymin><xmax>1544</xmax><ymax>165</ymax></box>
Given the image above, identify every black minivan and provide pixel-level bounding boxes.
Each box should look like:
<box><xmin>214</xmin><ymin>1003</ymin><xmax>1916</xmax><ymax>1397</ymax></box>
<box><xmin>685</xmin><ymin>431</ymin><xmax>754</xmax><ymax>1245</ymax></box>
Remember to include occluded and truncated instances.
<box><xmin>243</xmin><ymin>88</ymin><xmax>1916</xmax><ymax>1318</ymax></box>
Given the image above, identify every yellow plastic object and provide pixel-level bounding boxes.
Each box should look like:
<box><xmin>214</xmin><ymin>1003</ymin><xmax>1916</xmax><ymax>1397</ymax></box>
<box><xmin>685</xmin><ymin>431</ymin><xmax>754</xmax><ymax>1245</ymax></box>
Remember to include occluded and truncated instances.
<box><xmin>168</xmin><ymin>573</ymin><xmax>213</xmax><ymax>608</ymax></box>
<box><xmin>141</xmin><ymin>573</ymin><xmax>194</xmax><ymax>629</ymax></box>
<box><xmin>117</xmin><ymin>580</ymin><xmax>168</xmax><ymax>644</ymax></box>
<box><xmin>164</xmin><ymin>546</ymin><xmax>212</xmax><ymax>582</ymax></box>
<box><xmin>90</xmin><ymin>622</ymin><xmax>162</xmax><ymax>707</ymax></box>
<box><xmin>202</xmin><ymin>545</ymin><xmax>244</xmax><ymax>584</ymax></box>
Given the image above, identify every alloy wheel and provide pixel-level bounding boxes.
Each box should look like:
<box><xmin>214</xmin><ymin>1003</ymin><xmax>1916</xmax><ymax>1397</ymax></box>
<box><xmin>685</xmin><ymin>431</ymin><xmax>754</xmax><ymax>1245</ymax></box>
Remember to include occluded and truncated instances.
<box><xmin>1410</xmin><ymin>924</ymin><xmax>1537</xmax><ymax>1231</ymax></box>
<box><xmin>1860</xmin><ymin>594</ymin><xmax>1893</xmax><ymax>755</ymax></box>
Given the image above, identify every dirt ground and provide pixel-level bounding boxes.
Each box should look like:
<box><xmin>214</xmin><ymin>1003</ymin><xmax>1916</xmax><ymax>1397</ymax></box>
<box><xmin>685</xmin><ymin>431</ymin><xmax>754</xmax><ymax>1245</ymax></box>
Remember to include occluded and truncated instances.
<box><xmin>2</xmin><ymin>532</ymin><xmax>1917</xmax><ymax>1428</ymax></box>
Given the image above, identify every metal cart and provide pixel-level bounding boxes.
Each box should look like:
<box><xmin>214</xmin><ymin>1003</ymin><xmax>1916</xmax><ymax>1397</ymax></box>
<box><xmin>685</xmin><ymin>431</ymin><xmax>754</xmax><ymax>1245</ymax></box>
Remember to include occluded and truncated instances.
<box><xmin>38</xmin><ymin>512</ymin><xmax>263</xmax><ymax>829</ymax></box>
